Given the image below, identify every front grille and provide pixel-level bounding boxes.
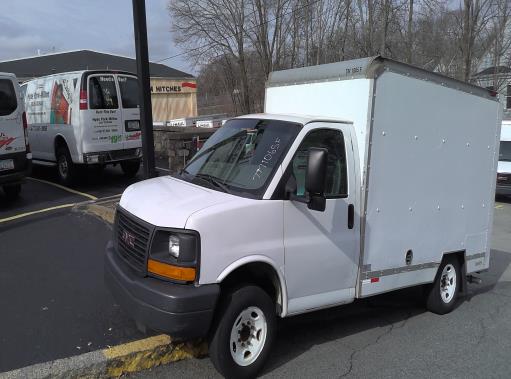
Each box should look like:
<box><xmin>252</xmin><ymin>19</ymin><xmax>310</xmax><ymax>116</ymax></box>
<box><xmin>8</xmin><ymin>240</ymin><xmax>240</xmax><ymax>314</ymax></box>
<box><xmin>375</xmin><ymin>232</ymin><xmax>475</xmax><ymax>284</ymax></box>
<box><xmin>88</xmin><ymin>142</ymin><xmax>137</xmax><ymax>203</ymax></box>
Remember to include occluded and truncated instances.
<box><xmin>108</xmin><ymin>148</ymin><xmax>138</xmax><ymax>161</ymax></box>
<box><xmin>116</xmin><ymin>209</ymin><xmax>151</xmax><ymax>272</ymax></box>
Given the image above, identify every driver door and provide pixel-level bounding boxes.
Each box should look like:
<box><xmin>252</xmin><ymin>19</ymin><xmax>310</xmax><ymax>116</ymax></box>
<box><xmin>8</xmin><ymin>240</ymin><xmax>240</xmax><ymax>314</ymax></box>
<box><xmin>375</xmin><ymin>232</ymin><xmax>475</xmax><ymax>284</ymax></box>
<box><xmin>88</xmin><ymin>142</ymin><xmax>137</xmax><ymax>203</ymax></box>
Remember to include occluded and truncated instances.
<box><xmin>283</xmin><ymin>124</ymin><xmax>359</xmax><ymax>314</ymax></box>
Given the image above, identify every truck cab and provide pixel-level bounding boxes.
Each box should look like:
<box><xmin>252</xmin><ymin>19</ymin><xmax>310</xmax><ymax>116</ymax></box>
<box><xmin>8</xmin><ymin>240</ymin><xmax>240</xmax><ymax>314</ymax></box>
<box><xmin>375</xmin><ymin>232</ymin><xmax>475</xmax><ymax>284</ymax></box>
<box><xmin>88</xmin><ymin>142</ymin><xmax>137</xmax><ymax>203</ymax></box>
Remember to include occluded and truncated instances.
<box><xmin>106</xmin><ymin>114</ymin><xmax>358</xmax><ymax>376</ymax></box>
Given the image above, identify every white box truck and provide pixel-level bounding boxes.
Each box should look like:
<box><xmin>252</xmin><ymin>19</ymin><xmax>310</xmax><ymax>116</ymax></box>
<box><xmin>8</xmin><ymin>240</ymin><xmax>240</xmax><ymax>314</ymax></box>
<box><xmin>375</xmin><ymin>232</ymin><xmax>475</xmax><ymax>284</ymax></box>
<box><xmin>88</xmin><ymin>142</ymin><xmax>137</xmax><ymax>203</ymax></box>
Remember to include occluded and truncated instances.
<box><xmin>105</xmin><ymin>57</ymin><xmax>501</xmax><ymax>378</ymax></box>
<box><xmin>0</xmin><ymin>72</ymin><xmax>31</xmax><ymax>199</ymax></box>
<box><xmin>496</xmin><ymin>120</ymin><xmax>511</xmax><ymax>196</ymax></box>
<box><xmin>22</xmin><ymin>70</ymin><xmax>142</xmax><ymax>185</ymax></box>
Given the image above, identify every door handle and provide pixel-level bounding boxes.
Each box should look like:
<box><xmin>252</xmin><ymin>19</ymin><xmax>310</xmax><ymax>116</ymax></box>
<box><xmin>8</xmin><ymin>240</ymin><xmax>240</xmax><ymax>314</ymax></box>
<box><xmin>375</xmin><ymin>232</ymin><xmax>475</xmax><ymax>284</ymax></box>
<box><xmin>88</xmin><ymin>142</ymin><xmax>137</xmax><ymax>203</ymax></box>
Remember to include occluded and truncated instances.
<box><xmin>348</xmin><ymin>203</ymin><xmax>354</xmax><ymax>229</ymax></box>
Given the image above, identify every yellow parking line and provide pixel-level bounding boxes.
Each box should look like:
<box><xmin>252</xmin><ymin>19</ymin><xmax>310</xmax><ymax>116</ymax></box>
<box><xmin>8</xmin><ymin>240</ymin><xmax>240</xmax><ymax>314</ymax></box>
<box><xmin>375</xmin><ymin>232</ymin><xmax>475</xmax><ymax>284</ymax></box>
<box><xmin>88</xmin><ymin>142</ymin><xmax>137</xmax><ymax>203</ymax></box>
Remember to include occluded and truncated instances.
<box><xmin>495</xmin><ymin>204</ymin><xmax>504</xmax><ymax>209</ymax></box>
<box><xmin>0</xmin><ymin>203</ymin><xmax>75</xmax><ymax>224</ymax></box>
<box><xmin>28</xmin><ymin>177</ymin><xmax>97</xmax><ymax>201</ymax></box>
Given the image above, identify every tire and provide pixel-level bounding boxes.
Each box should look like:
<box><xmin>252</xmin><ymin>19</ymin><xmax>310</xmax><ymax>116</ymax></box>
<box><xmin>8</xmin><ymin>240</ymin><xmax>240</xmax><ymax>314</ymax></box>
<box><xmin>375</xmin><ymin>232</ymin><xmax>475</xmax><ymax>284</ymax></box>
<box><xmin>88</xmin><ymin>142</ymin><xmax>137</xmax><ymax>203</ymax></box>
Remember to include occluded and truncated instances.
<box><xmin>120</xmin><ymin>159</ymin><xmax>140</xmax><ymax>178</ymax></box>
<box><xmin>56</xmin><ymin>146</ymin><xmax>76</xmax><ymax>186</ymax></box>
<box><xmin>209</xmin><ymin>285</ymin><xmax>276</xmax><ymax>379</ymax></box>
<box><xmin>3</xmin><ymin>184</ymin><xmax>21</xmax><ymax>200</ymax></box>
<box><xmin>425</xmin><ymin>255</ymin><xmax>461</xmax><ymax>315</ymax></box>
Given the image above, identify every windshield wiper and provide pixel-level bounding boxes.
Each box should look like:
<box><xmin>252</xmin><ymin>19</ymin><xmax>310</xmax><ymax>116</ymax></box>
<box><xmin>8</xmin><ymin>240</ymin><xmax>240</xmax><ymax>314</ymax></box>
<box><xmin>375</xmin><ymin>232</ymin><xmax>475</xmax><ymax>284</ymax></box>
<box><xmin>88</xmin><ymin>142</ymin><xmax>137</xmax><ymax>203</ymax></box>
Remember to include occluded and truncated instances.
<box><xmin>193</xmin><ymin>173</ymin><xmax>232</xmax><ymax>194</ymax></box>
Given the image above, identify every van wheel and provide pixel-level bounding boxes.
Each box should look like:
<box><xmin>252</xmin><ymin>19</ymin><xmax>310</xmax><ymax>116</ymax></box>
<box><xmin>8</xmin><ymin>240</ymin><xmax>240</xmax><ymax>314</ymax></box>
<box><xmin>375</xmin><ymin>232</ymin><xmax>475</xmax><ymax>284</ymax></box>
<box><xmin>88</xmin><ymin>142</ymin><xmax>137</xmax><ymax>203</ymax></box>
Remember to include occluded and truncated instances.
<box><xmin>425</xmin><ymin>255</ymin><xmax>461</xmax><ymax>314</ymax></box>
<box><xmin>3</xmin><ymin>184</ymin><xmax>21</xmax><ymax>200</ymax></box>
<box><xmin>120</xmin><ymin>160</ymin><xmax>140</xmax><ymax>178</ymax></box>
<box><xmin>209</xmin><ymin>285</ymin><xmax>276</xmax><ymax>379</ymax></box>
<box><xmin>56</xmin><ymin>146</ymin><xmax>76</xmax><ymax>186</ymax></box>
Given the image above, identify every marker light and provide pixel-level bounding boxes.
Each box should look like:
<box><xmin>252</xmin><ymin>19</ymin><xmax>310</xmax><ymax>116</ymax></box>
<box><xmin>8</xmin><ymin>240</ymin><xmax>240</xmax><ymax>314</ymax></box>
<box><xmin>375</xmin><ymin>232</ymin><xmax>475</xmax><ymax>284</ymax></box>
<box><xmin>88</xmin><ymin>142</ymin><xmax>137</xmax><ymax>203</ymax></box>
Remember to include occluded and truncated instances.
<box><xmin>147</xmin><ymin>259</ymin><xmax>196</xmax><ymax>282</ymax></box>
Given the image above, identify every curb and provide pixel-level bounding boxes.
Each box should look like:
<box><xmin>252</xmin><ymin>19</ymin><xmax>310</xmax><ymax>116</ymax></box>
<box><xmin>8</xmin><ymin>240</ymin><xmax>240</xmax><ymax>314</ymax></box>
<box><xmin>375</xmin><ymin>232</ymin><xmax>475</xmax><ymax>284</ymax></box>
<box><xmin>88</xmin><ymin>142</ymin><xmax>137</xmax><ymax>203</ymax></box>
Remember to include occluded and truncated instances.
<box><xmin>73</xmin><ymin>196</ymin><xmax>119</xmax><ymax>225</ymax></box>
<box><xmin>0</xmin><ymin>335</ymin><xmax>207</xmax><ymax>379</ymax></box>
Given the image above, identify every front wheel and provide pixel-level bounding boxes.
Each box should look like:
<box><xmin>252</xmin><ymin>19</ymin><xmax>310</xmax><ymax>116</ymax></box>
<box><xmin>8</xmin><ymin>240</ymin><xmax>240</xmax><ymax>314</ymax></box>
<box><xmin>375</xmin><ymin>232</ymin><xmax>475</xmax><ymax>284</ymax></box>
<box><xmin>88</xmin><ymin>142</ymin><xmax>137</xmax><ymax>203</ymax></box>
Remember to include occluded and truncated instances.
<box><xmin>120</xmin><ymin>159</ymin><xmax>140</xmax><ymax>178</ymax></box>
<box><xmin>209</xmin><ymin>285</ymin><xmax>276</xmax><ymax>379</ymax></box>
<box><xmin>425</xmin><ymin>255</ymin><xmax>461</xmax><ymax>314</ymax></box>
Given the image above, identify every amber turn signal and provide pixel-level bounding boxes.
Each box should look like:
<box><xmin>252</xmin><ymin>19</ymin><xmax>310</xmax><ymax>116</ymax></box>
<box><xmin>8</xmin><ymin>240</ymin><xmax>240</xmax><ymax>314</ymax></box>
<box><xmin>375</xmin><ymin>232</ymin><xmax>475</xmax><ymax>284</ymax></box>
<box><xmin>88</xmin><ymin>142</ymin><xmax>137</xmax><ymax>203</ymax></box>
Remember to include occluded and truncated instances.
<box><xmin>147</xmin><ymin>259</ymin><xmax>196</xmax><ymax>281</ymax></box>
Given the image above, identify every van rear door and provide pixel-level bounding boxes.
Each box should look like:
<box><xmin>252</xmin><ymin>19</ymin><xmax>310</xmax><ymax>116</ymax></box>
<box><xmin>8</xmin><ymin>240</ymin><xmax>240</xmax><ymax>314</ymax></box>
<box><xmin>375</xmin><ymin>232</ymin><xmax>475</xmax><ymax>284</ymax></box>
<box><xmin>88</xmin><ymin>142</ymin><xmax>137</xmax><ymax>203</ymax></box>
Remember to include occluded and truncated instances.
<box><xmin>82</xmin><ymin>73</ymin><xmax>123</xmax><ymax>154</ymax></box>
<box><xmin>0</xmin><ymin>77</ymin><xmax>25</xmax><ymax>164</ymax></box>
<box><xmin>117</xmin><ymin>74</ymin><xmax>141</xmax><ymax>150</ymax></box>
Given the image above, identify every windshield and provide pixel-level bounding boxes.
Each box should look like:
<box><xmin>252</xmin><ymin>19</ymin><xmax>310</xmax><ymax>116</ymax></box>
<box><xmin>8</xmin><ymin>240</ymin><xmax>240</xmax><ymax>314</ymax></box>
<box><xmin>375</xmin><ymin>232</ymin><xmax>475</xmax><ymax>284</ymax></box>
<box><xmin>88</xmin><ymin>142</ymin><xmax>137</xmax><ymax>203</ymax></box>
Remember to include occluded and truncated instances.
<box><xmin>500</xmin><ymin>141</ymin><xmax>511</xmax><ymax>162</ymax></box>
<box><xmin>179</xmin><ymin>118</ymin><xmax>301</xmax><ymax>198</ymax></box>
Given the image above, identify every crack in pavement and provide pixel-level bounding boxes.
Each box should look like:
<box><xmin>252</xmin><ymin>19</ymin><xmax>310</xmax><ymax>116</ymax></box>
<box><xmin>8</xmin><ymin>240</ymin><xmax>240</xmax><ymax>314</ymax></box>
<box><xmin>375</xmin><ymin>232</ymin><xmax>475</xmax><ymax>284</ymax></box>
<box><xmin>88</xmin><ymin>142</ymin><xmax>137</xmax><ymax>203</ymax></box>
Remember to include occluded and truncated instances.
<box><xmin>338</xmin><ymin>312</ymin><xmax>412</xmax><ymax>378</ymax></box>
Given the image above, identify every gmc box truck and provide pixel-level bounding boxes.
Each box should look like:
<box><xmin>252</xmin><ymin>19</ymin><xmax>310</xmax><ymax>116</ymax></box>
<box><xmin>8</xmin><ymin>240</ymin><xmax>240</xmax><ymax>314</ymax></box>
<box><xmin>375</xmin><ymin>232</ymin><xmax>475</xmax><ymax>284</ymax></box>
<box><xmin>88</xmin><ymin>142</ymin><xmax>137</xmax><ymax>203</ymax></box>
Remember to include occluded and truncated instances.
<box><xmin>105</xmin><ymin>56</ymin><xmax>502</xmax><ymax>378</ymax></box>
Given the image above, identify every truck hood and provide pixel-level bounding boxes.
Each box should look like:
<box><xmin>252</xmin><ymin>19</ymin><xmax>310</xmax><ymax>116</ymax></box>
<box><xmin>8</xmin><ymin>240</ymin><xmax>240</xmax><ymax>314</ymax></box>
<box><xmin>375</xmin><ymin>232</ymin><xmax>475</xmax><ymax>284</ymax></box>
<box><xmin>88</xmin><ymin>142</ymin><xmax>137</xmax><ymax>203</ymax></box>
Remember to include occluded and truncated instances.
<box><xmin>498</xmin><ymin>160</ymin><xmax>511</xmax><ymax>174</ymax></box>
<box><xmin>119</xmin><ymin>176</ymin><xmax>237</xmax><ymax>228</ymax></box>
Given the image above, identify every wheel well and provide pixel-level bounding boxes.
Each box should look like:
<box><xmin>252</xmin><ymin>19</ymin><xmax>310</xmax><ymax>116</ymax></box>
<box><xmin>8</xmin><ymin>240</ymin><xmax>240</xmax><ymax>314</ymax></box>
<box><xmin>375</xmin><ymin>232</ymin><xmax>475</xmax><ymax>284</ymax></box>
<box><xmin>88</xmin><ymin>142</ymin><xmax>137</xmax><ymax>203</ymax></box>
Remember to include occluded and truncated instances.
<box><xmin>54</xmin><ymin>136</ymin><xmax>68</xmax><ymax>158</ymax></box>
<box><xmin>220</xmin><ymin>262</ymin><xmax>283</xmax><ymax>315</ymax></box>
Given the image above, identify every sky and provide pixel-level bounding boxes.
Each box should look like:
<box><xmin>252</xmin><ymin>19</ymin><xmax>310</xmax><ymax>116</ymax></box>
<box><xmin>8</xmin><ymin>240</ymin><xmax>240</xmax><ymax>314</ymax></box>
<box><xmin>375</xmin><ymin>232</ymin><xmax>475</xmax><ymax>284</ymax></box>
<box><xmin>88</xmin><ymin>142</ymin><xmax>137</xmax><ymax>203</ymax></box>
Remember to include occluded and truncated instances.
<box><xmin>0</xmin><ymin>0</ymin><xmax>193</xmax><ymax>74</ymax></box>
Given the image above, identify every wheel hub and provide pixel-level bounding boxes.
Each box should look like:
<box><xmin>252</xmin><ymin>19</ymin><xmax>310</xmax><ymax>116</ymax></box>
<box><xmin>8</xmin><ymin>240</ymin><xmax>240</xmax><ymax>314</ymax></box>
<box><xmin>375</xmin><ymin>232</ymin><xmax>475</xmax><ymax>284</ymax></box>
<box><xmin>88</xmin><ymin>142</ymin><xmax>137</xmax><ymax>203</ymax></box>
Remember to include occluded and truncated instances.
<box><xmin>230</xmin><ymin>306</ymin><xmax>267</xmax><ymax>366</ymax></box>
<box><xmin>440</xmin><ymin>263</ymin><xmax>456</xmax><ymax>304</ymax></box>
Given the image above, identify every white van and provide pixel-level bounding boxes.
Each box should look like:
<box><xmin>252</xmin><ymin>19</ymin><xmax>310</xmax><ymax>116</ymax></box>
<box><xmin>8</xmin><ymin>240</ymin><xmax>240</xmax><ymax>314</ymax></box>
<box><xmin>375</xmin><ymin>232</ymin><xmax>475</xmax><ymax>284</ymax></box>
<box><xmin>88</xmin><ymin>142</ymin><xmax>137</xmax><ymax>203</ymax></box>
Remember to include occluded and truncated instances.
<box><xmin>105</xmin><ymin>57</ymin><xmax>501</xmax><ymax>378</ymax></box>
<box><xmin>0</xmin><ymin>72</ymin><xmax>31</xmax><ymax>199</ymax></box>
<box><xmin>22</xmin><ymin>71</ymin><xmax>142</xmax><ymax>184</ymax></box>
<box><xmin>496</xmin><ymin>120</ymin><xmax>511</xmax><ymax>196</ymax></box>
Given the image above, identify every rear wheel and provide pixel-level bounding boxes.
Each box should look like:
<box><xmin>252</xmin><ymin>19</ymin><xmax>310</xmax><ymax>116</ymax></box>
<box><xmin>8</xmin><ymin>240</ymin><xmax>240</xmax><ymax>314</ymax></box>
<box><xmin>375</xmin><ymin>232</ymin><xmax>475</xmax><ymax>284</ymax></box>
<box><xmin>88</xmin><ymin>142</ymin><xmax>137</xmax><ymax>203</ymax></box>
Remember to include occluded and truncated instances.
<box><xmin>56</xmin><ymin>146</ymin><xmax>76</xmax><ymax>185</ymax></box>
<box><xmin>209</xmin><ymin>285</ymin><xmax>276</xmax><ymax>379</ymax></box>
<box><xmin>3</xmin><ymin>184</ymin><xmax>21</xmax><ymax>200</ymax></box>
<box><xmin>121</xmin><ymin>159</ymin><xmax>140</xmax><ymax>178</ymax></box>
<box><xmin>425</xmin><ymin>255</ymin><xmax>461</xmax><ymax>314</ymax></box>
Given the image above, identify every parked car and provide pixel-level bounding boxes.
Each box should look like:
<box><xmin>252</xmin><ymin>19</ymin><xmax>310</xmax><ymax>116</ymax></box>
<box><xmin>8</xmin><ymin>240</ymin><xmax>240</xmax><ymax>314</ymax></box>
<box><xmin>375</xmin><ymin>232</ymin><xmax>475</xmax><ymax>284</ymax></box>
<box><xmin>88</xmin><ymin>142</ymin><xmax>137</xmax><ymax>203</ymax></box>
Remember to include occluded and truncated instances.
<box><xmin>22</xmin><ymin>70</ymin><xmax>142</xmax><ymax>185</ymax></box>
<box><xmin>0</xmin><ymin>72</ymin><xmax>31</xmax><ymax>199</ymax></box>
<box><xmin>105</xmin><ymin>57</ymin><xmax>501</xmax><ymax>378</ymax></box>
<box><xmin>496</xmin><ymin>120</ymin><xmax>511</xmax><ymax>196</ymax></box>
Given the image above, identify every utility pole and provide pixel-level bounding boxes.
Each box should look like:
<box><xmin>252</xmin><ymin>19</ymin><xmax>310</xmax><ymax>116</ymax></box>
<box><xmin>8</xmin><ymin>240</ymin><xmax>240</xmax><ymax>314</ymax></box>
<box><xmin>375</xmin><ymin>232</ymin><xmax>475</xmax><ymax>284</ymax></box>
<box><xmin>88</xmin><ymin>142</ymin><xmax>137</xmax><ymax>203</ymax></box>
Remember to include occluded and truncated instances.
<box><xmin>132</xmin><ymin>0</ymin><xmax>157</xmax><ymax>179</ymax></box>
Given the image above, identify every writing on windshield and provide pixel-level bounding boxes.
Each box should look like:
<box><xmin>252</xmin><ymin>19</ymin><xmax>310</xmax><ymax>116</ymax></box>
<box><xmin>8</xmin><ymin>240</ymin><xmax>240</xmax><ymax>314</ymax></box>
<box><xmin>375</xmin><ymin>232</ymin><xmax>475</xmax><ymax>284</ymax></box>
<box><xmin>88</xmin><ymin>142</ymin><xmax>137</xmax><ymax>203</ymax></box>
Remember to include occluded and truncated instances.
<box><xmin>181</xmin><ymin>118</ymin><xmax>300</xmax><ymax>198</ymax></box>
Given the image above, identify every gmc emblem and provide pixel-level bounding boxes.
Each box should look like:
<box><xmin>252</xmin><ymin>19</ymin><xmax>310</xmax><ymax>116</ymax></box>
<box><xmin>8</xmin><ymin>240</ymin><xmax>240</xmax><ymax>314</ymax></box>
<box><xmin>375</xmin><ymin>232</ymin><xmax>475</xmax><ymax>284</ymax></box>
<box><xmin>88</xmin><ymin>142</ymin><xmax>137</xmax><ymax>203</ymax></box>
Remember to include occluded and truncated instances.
<box><xmin>121</xmin><ymin>229</ymin><xmax>136</xmax><ymax>248</ymax></box>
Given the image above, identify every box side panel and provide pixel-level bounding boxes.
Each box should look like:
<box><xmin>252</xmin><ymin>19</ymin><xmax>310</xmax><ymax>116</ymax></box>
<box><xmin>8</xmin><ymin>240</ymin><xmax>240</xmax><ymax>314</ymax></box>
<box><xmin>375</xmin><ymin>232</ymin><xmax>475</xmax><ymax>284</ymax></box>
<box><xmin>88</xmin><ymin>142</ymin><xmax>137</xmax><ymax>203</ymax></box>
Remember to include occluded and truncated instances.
<box><xmin>360</xmin><ymin>71</ymin><xmax>501</xmax><ymax>297</ymax></box>
<box><xmin>265</xmin><ymin>79</ymin><xmax>371</xmax><ymax>173</ymax></box>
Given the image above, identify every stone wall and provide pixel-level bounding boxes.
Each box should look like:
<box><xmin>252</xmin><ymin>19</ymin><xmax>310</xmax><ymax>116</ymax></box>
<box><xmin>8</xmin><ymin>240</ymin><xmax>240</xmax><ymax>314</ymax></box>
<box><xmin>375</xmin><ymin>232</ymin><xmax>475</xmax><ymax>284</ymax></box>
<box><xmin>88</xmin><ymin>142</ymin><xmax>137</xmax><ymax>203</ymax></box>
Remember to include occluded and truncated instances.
<box><xmin>153</xmin><ymin>126</ymin><xmax>216</xmax><ymax>173</ymax></box>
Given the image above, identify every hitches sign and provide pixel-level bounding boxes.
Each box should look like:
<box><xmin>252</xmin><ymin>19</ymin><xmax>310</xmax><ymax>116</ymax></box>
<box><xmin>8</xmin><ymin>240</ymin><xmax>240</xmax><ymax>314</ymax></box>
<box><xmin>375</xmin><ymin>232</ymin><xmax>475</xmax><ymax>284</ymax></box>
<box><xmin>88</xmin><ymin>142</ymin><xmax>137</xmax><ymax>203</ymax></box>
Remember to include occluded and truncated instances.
<box><xmin>150</xmin><ymin>80</ymin><xmax>197</xmax><ymax>94</ymax></box>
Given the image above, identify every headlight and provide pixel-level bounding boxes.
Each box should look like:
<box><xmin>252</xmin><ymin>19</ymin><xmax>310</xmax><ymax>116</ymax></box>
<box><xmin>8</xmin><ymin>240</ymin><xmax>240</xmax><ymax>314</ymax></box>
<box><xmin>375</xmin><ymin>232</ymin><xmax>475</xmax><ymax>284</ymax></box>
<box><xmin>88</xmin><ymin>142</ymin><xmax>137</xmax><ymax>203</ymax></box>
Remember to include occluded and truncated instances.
<box><xmin>148</xmin><ymin>229</ymin><xmax>200</xmax><ymax>282</ymax></box>
<box><xmin>169</xmin><ymin>235</ymin><xmax>180</xmax><ymax>258</ymax></box>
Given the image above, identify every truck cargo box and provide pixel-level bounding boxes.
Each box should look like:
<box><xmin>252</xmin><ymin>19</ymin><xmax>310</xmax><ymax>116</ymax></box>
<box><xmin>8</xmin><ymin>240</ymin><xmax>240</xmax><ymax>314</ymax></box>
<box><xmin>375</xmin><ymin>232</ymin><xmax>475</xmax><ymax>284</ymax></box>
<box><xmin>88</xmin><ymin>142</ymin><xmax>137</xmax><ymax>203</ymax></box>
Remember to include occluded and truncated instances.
<box><xmin>265</xmin><ymin>56</ymin><xmax>502</xmax><ymax>297</ymax></box>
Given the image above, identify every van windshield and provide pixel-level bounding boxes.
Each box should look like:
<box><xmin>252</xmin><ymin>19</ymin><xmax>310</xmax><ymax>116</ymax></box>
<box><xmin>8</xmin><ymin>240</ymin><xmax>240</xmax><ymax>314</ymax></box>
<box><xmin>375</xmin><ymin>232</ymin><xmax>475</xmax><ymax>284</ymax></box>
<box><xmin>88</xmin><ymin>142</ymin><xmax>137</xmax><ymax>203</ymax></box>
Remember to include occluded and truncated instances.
<box><xmin>179</xmin><ymin>118</ymin><xmax>300</xmax><ymax>199</ymax></box>
<box><xmin>500</xmin><ymin>141</ymin><xmax>511</xmax><ymax>162</ymax></box>
<box><xmin>0</xmin><ymin>79</ymin><xmax>17</xmax><ymax>116</ymax></box>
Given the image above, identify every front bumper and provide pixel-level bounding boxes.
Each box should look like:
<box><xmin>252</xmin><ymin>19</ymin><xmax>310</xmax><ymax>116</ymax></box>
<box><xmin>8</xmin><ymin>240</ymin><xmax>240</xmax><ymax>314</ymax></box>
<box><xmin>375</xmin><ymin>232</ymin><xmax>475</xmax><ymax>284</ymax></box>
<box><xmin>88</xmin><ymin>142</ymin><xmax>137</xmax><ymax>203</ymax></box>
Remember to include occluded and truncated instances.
<box><xmin>0</xmin><ymin>154</ymin><xmax>32</xmax><ymax>186</ymax></box>
<box><xmin>83</xmin><ymin>148</ymin><xmax>141</xmax><ymax>164</ymax></box>
<box><xmin>105</xmin><ymin>242</ymin><xmax>219</xmax><ymax>340</ymax></box>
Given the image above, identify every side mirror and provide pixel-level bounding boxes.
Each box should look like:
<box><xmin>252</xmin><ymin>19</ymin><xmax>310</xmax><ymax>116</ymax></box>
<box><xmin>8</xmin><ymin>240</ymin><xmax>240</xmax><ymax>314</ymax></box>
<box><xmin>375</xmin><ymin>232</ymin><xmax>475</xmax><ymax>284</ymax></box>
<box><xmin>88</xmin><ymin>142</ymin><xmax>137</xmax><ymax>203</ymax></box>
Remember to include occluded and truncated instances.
<box><xmin>305</xmin><ymin>148</ymin><xmax>327</xmax><ymax>211</ymax></box>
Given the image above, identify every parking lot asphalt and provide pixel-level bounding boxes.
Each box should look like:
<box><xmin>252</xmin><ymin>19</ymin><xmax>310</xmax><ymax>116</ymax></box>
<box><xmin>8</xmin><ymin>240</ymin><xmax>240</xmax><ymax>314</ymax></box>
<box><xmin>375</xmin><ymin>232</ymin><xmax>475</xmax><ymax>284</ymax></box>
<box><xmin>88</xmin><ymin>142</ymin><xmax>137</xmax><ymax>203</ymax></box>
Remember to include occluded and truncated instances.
<box><xmin>130</xmin><ymin>198</ymin><xmax>511</xmax><ymax>379</ymax></box>
<box><xmin>1</xmin><ymin>161</ymin><xmax>510</xmax><ymax>376</ymax></box>
<box><xmin>0</xmin><ymin>161</ymin><xmax>171</xmax><ymax>372</ymax></box>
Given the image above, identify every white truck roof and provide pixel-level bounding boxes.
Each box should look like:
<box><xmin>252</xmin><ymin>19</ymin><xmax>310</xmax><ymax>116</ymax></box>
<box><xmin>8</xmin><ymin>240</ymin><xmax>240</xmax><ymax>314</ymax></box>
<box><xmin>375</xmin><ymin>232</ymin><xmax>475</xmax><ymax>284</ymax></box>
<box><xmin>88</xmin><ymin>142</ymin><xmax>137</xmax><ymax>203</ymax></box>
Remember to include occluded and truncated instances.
<box><xmin>236</xmin><ymin>113</ymin><xmax>352</xmax><ymax>126</ymax></box>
